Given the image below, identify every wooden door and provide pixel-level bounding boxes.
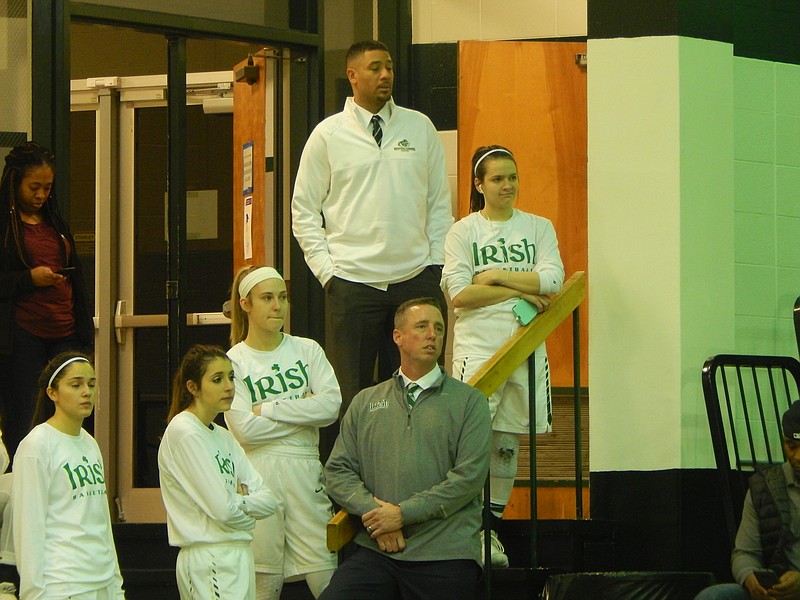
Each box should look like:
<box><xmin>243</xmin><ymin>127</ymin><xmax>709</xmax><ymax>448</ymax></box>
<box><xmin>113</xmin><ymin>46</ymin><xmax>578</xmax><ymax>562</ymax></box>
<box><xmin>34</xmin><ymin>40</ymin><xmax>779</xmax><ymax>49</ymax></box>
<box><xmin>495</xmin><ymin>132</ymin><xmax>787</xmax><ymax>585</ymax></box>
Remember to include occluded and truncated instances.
<box><xmin>232</xmin><ymin>54</ymin><xmax>273</xmax><ymax>271</ymax></box>
<box><xmin>458</xmin><ymin>40</ymin><xmax>588</xmax><ymax>388</ymax></box>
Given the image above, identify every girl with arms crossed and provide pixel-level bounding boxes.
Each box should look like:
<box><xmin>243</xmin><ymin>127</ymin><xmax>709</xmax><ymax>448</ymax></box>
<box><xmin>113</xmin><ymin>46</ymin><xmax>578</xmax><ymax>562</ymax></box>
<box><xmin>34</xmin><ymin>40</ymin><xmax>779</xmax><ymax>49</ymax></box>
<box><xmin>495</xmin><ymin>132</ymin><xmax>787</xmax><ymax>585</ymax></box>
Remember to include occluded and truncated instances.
<box><xmin>12</xmin><ymin>352</ymin><xmax>124</xmax><ymax>599</ymax></box>
<box><xmin>158</xmin><ymin>344</ymin><xmax>276</xmax><ymax>600</ymax></box>
<box><xmin>226</xmin><ymin>266</ymin><xmax>341</xmax><ymax>600</ymax></box>
<box><xmin>441</xmin><ymin>145</ymin><xmax>564</xmax><ymax>568</ymax></box>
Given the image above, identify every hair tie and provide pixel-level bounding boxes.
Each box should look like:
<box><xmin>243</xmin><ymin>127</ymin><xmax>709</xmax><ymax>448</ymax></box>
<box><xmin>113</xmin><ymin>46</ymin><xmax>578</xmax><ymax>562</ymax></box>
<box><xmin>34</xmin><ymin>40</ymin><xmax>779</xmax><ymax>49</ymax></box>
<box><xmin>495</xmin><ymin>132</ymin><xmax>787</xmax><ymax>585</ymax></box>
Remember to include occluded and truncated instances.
<box><xmin>238</xmin><ymin>267</ymin><xmax>284</xmax><ymax>298</ymax></box>
<box><xmin>473</xmin><ymin>148</ymin><xmax>513</xmax><ymax>176</ymax></box>
<box><xmin>48</xmin><ymin>357</ymin><xmax>90</xmax><ymax>388</ymax></box>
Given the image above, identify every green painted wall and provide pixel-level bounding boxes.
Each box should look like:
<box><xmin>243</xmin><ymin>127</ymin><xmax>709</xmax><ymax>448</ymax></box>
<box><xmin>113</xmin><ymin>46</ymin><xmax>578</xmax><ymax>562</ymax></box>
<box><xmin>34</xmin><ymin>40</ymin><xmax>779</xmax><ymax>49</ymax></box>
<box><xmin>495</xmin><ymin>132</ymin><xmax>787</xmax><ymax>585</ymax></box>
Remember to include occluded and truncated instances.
<box><xmin>732</xmin><ymin>58</ymin><xmax>800</xmax><ymax>359</ymax></box>
<box><xmin>678</xmin><ymin>37</ymin><xmax>735</xmax><ymax>468</ymax></box>
<box><xmin>590</xmin><ymin>36</ymin><xmax>800</xmax><ymax>471</ymax></box>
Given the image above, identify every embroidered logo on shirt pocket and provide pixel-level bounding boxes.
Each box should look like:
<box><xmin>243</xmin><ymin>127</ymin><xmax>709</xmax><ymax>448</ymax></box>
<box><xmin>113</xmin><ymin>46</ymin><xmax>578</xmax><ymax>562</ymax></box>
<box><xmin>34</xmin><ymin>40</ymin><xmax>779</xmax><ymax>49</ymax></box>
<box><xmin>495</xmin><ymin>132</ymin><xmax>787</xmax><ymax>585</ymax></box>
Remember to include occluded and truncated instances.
<box><xmin>393</xmin><ymin>139</ymin><xmax>416</xmax><ymax>152</ymax></box>
<box><xmin>369</xmin><ymin>399</ymin><xmax>389</xmax><ymax>412</ymax></box>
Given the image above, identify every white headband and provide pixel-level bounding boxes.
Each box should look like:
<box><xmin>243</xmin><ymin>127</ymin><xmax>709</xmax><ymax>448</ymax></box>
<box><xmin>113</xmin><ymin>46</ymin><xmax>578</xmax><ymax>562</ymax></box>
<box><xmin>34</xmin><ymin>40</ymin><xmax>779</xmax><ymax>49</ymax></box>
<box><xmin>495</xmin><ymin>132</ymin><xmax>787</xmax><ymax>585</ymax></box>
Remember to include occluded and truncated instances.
<box><xmin>48</xmin><ymin>356</ymin><xmax>90</xmax><ymax>388</ymax></box>
<box><xmin>238</xmin><ymin>267</ymin><xmax>284</xmax><ymax>298</ymax></box>
<box><xmin>473</xmin><ymin>148</ymin><xmax>514</xmax><ymax>176</ymax></box>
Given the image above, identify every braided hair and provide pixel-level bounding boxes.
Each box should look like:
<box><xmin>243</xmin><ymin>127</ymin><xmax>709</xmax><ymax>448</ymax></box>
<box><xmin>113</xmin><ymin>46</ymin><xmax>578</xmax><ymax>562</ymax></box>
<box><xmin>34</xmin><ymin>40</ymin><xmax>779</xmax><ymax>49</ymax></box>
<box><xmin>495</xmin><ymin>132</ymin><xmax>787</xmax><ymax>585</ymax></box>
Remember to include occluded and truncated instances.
<box><xmin>1</xmin><ymin>141</ymin><xmax>59</xmax><ymax>266</ymax></box>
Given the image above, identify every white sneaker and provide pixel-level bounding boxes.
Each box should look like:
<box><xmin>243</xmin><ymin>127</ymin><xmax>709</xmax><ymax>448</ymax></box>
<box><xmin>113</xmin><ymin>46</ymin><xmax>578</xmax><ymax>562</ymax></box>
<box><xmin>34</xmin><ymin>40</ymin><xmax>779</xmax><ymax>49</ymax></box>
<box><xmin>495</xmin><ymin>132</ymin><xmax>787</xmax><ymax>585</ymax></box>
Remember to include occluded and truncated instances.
<box><xmin>480</xmin><ymin>530</ymin><xmax>509</xmax><ymax>568</ymax></box>
<box><xmin>0</xmin><ymin>580</ymin><xmax>16</xmax><ymax>599</ymax></box>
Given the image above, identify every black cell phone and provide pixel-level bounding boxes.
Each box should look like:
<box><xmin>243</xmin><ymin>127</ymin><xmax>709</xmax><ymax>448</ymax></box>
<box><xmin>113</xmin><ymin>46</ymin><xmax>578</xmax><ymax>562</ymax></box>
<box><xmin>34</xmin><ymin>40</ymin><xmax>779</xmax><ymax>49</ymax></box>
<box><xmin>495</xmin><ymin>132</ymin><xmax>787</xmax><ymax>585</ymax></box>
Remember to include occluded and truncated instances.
<box><xmin>753</xmin><ymin>568</ymin><xmax>779</xmax><ymax>589</ymax></box>
<box><xmin>57</xmin><ymin>266</ymin><xmax>76</xmax><ymax>275</ymax></box>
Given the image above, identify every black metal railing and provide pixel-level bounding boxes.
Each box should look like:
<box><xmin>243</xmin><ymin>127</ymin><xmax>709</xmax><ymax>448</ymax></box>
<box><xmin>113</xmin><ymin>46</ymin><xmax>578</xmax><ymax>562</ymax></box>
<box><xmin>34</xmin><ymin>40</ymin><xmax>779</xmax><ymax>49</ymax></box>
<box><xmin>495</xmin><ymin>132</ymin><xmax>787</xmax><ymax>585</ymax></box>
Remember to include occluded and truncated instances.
<box><xmin>468</xmin><ymin>271</ymin><xmax>586</xmax><ymax>591</ymax></box>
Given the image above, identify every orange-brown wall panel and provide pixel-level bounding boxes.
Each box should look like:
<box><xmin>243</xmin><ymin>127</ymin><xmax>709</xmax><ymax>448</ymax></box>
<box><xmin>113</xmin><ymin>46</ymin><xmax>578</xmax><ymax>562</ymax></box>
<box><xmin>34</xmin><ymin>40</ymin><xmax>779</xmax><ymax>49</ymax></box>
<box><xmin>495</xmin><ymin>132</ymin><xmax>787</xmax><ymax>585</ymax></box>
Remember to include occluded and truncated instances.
<box><xmin>458</xmin><ymin>41</ymin><xmax>588</xmax><ymax>388</ymax></box>
<box><xmin>232</xmin><ymin>56</ymin><xmax>268</xmax><ymax>272</ymax></box>
<box><xmin>504</xmin><ymin>485</ymin><xmax>590</xmax><ymax>520</ymax></box>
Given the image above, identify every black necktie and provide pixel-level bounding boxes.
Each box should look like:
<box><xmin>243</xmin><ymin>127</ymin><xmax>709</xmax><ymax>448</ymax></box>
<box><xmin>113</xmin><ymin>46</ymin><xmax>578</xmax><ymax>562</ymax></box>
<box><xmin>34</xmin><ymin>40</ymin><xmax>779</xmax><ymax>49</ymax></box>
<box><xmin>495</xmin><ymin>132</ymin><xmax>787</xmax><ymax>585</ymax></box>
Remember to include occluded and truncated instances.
<box><xmin>370</xmin><ymin>115</ymin><xmax>383</xmax><ymax>147</ymax></box>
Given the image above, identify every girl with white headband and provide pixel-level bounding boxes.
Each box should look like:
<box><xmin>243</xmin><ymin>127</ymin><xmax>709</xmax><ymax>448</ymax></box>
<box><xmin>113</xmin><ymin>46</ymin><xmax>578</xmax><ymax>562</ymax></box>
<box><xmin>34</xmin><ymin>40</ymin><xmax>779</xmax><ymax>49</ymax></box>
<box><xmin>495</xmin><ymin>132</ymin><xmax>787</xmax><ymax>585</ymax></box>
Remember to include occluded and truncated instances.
<box><xmin>158</xmin><ymin>344</ymin><xmax>276</xmax><ymax>600</ymax></box>
<box><xmin>225</xmin><ymin>266</ymin><xmax>341</xmax><ymax>600</ymax></box>
<box><xmin>441</xmin><ymin>145</ymin><xmax>565</xmax><ymax>569</ymax></box>
<box><xmin>12</xmin><ymin>351</ymin><xmax>125</xmax><ymax>599</ymax></box>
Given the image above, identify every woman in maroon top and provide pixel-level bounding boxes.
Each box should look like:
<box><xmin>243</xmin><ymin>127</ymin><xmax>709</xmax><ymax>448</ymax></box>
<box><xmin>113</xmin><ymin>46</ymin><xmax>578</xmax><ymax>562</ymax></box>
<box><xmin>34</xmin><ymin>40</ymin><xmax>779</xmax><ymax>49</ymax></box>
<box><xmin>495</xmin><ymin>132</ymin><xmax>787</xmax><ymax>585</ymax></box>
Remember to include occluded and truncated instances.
<box><xmin>0</xmin><ymin>142</ymin><xmax>92</xmax><ymax>460</ymax></box>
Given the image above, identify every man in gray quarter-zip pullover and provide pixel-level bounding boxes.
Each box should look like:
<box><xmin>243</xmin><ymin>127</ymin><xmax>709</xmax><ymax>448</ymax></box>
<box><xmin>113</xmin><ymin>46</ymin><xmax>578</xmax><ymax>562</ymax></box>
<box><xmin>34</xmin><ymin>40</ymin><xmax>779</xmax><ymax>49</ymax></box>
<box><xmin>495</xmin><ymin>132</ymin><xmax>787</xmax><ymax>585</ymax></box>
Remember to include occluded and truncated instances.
<box><xmin>322</xmin><ymin>297</ymin><xmax>491</xmax><ymax>600</ymax></box>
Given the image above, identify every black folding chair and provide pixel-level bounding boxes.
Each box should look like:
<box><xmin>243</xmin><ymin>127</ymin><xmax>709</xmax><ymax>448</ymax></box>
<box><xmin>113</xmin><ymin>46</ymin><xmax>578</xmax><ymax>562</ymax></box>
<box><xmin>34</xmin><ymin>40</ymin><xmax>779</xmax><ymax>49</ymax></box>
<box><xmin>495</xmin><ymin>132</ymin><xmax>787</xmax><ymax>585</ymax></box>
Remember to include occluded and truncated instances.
<box><xmin>701</xmin><ymin>354</ymin><xmax>800</xmax><ymax>548</ymax></box>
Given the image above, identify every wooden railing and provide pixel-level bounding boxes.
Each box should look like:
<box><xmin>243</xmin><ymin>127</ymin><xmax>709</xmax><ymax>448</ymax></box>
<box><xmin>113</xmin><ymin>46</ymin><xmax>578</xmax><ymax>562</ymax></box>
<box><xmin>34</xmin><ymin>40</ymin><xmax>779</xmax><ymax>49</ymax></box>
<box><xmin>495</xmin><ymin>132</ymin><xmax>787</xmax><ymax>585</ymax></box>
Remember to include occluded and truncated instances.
<box><xmin>326</xmin><ymin>271</ymin><xmax>587</xmax><ymax>555</ymax></box>
<box><xmin>467</xmin><ymin>271</ymin><xmax>586</xmax><ymax>396</ymax></box>
<box><xmin>327</xmin><ymin>509</ymin><xmax>358</xmax><ymax>553</ymax></box>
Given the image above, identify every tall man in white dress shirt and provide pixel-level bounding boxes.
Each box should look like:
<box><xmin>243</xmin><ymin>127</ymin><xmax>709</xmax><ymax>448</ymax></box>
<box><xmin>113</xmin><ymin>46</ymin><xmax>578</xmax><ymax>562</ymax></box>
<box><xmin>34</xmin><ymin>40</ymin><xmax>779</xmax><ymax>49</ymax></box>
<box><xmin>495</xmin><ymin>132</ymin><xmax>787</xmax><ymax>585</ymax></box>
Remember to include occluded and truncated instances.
<box><xmin>291</xmin><ymin>40</ymin><xmax>453</xmax><ymax>440</ymax></box>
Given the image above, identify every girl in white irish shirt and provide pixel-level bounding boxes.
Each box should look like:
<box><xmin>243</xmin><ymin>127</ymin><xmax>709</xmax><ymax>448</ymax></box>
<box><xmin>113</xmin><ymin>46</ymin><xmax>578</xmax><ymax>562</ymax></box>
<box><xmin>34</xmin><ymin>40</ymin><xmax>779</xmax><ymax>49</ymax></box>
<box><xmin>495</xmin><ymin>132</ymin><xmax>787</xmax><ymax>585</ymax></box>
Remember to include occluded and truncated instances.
<box><xmin>226</xmin><ymin>266</ymin><xmax>341</xmax><ymax>600</ymax></box>
<box><xmin>13</xmin><ymin>352</ymin><xmax>124</xmax><ymax>600</ymax></box>
<box><xmin>441</xmin><ymin>145</ymin><xmax>564</xmax><ymax>569</ymax></box>
<box><xmin>158</xmin><ymin>344</ymin><xmax>276</xmax><ymax>600</ymax></box>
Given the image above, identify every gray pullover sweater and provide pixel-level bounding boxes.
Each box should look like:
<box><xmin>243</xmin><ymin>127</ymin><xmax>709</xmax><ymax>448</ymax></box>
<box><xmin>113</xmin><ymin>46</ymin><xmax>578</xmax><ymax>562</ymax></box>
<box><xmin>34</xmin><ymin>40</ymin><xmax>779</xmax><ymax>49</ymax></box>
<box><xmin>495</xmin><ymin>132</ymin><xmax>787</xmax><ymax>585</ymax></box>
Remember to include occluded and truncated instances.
<box><xmin>325</xmin><ymin>368</ymin><xmax>491</xmax><ymax>564</ymax></box>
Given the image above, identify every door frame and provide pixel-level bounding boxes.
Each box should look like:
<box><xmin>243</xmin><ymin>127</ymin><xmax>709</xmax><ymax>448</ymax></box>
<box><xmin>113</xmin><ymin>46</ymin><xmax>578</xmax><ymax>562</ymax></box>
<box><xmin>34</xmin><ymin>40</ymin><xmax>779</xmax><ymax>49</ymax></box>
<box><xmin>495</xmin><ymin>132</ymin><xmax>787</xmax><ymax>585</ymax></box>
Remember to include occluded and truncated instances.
<box><xmin>71</xmin><ymin>71</ymin><xmax>240</xmax><ymax>522</ymax></box>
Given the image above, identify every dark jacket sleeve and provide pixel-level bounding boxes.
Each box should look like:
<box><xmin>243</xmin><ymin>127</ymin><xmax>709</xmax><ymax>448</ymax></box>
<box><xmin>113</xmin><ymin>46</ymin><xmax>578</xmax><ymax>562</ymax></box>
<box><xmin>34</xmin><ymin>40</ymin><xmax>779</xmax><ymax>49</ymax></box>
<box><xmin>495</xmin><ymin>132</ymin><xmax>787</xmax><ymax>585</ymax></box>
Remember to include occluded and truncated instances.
<box><xmin>0</xmin><ymin>246</ymin><xmax>34</xmax><ymax>355</ymax></box>
<box><xmin>0</xmin><ymin>265</ymin><xmax>34</xmax><ymax>301</ymax></box>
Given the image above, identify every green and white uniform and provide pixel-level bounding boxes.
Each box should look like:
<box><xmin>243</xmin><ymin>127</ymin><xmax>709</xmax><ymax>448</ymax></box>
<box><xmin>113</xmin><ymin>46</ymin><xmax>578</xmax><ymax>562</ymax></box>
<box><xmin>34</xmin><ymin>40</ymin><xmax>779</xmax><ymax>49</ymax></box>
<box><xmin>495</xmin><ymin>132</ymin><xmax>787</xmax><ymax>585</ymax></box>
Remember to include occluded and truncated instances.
<box><xmin>0</xmin><ymin>429</ymin><xmax>11</xmax><ymax>567</ymax></box>
<box><xmin>442</xmin><ymin>209</ymin><xmax>564</xmax><ymax>434</ymax></box>
<box><xmin>158</xmin><ymin>411</ymin><xmax>277</xmax><ymax>600</ymax></box>
<box><xmin>13</xmin><ymin>424</ymin><xmax>124</xmax><ymax>600</ymax></box>
<box><xmin>225</xmin><ymin>334</ymin><xmax>340</xmax><ymax>578</ymax></box>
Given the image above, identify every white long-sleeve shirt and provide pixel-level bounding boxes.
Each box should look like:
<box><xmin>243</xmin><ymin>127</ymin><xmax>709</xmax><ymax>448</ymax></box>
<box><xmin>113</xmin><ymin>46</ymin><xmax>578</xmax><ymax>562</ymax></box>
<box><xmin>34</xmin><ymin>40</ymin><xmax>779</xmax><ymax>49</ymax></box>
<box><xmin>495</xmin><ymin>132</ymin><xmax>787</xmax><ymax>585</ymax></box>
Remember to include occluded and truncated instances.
<box><xmin>225</xmin><ymin>334</ymin><xmax>341</xmax><ymax>452</ymax></box>
<box><xmin>13</xmin><ymin>424</ymin><xmax>124</xmax><ymax>600</ymax></box>
<box><xmin>441</xmin><ymin>209</ymin><xmax>565</xmax><ymax>359</ymax></box>
<box><xmin>291</xmin><ymin>97</ymin><xmax>453</xmax><ymax>287</ymax></box>
<box><xmin>158</xmin><ymin>411</ymin><xmax>277</xmax><ymax>548</ymax></box>
<box><xmin>0</xmin><ymin>429</ymin><xmax>10</xmax><ymax>566</ymax></box>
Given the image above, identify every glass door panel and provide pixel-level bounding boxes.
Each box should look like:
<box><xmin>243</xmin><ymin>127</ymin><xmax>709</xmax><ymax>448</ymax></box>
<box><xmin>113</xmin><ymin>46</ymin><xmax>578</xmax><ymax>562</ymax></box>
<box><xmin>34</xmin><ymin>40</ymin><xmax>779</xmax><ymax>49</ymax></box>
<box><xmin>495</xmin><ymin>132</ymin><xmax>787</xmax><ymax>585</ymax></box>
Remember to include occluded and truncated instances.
<box><xmin>69</xmin><ymin>108</ymin><xmax>97</xmax><ymax>438</ymax></box>
<box><xmin>116</xmin><ymin>94</ymin><xmax>234</xmax><ymax>521</ymax></box>
<box><xmin>73</xmin><ymin>44</ymin><xmax>275</xmax><ymax>522</ymax></box>
<box><xmin>129</xmin><ymin>104</ymin><xmax>233</xmax><ymax>490</ymax></box>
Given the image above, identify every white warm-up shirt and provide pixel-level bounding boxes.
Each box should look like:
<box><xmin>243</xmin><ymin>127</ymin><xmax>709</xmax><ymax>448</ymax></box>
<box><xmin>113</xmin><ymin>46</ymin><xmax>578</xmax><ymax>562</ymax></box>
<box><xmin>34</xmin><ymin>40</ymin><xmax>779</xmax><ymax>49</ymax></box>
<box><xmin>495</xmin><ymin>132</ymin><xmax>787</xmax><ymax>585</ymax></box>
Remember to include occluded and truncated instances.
<box><xmin>442</xmin><ymin>209</ymin><xmax>565</xmax><ymax>360</ymax></box>
<box><xmin>225</xmin><ymin>334</ymin><xmax>341</xmax><ymax>452</ymax></box>
<box><xmin>158</xmin><ymin>411</ymin><xmax>277</xmax><ymax>548</ymax></box>
<box><xmin>291</xmin><ymin>97</ymin><xmax>453</xmax><ymax>287</ymax></box>
<box><xmin>13</xmin><ymin>424</ymin><xmax>124</xmax><ymax>600</ymax></box>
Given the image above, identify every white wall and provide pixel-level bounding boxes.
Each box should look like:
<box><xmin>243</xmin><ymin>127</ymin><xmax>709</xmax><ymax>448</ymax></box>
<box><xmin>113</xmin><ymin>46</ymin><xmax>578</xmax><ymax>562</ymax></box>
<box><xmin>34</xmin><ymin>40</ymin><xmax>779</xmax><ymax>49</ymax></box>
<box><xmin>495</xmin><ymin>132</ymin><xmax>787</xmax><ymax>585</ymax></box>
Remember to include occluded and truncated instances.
<box><xmin>588</xmin><ymin>36</ymin><xmax>737</xmax><ymax>471</ymax></box>
<box><xmin>587</xmin><ymin>37</ymin><xmax>684</xmax><ymax>471</ymax></box>
<box><xmin>0</xmin><ymin>1</ymin><xmax>32</xmax><ymax>139</ymax></box>
<box><xmin>412</xmin><ymin>0</ymin><xmax>586</xmax><ymax>44</ymax></box>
